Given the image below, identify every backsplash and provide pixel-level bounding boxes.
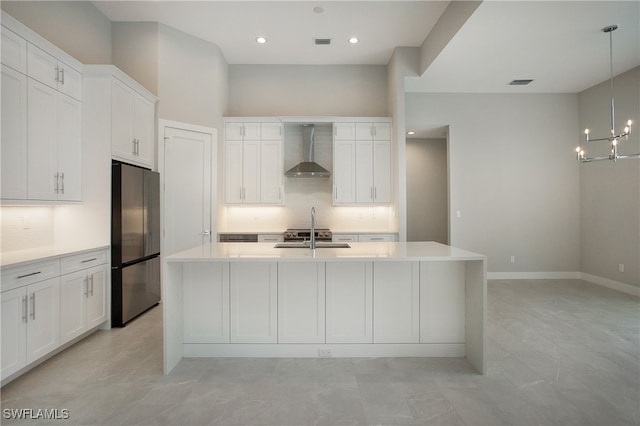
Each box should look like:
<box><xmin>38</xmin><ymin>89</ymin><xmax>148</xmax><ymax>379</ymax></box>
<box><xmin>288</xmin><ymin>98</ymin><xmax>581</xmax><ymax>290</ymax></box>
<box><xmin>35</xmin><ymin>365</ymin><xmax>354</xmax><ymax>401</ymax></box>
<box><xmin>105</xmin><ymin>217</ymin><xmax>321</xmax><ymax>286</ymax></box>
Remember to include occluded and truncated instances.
<box><xmin>1</xmin><ymin>207</ymin><xmax>55</xmax><ymax>253</ymax></box>
<box><xmin>219</xmin><ymin>123</ymin><xmax>396</xmax><ymax>233</ymax></box>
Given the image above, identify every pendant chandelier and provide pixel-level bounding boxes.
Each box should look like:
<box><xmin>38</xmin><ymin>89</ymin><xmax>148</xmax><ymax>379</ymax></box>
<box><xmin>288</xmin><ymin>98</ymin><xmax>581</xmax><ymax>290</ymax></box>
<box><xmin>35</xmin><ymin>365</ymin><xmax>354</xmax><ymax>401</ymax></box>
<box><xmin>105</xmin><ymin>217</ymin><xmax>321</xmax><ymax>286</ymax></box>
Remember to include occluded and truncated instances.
<box><xmin>576</xmin><ymin>25</ymin><xmax>637</xmax><ymax>163</ymax></box>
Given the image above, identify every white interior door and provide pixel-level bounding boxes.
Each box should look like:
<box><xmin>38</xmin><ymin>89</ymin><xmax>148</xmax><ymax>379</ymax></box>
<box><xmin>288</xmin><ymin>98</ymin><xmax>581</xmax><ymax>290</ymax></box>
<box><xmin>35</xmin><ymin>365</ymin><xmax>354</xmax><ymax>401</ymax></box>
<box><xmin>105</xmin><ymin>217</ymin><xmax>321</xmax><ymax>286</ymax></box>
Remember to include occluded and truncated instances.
<box><xmin>162</xmin><ymin>121</ymin><xmax>216</xmax><ymax>256</ymax></box>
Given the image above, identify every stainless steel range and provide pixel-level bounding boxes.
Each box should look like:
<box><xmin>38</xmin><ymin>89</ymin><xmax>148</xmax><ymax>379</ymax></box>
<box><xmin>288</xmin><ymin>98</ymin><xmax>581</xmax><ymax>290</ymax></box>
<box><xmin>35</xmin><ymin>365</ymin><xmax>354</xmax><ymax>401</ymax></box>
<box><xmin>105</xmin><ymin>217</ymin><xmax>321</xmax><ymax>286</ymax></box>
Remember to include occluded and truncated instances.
<box><xmin>284</xmin><ymin>228</ymin><xmax>332</xmax><ymax>243</ymax></box>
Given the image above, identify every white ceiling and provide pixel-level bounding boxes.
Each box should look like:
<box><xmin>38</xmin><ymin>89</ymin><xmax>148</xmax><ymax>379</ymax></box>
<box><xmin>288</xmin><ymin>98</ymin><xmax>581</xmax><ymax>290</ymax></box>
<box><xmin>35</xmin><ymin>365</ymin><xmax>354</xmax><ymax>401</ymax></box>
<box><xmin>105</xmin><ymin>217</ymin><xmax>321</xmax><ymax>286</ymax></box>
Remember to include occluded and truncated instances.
<box><xmin>92</xmin><ymin>0</ymin><xmax>449</xmax><ymax>65</ymax></box>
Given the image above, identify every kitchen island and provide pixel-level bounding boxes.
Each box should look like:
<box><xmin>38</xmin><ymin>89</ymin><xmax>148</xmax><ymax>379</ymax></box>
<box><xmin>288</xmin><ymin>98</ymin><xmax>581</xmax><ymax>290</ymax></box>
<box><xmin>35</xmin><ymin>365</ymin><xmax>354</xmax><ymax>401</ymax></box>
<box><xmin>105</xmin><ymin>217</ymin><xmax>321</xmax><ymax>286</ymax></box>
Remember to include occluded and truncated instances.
<box><xmin>163</xmin><ymin>241</ymin><xmax>486</xmax><ymax>375</ymax></box>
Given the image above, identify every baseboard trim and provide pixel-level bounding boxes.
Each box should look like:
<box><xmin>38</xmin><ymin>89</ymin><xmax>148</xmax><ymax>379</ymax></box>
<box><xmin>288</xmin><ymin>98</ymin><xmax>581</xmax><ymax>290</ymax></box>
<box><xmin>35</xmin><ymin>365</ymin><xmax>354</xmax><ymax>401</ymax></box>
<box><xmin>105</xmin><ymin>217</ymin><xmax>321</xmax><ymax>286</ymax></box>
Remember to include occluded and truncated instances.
<box><xmin>487</xmin><ymin>272</ymin><xmax>581</xmax><ymax>280</ymax></box>
<box><xmin>580</xmin><ymin>273</ymin><xmax>640</xmax><ymax>297</ymax></box>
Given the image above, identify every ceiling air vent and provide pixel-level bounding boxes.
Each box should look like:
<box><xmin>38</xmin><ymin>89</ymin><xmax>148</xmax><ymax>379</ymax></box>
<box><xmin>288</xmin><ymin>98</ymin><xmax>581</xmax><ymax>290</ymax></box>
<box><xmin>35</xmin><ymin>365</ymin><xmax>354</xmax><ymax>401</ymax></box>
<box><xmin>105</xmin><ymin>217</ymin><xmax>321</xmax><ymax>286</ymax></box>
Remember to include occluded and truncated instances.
<box><xmin>314</xmin><ymin>38</ymin><xmax>332</xmax><ymax>45</ymax></box>
<box><xmin>509</xmin><ymin>79</ymin><xmax>534</xmax><ymax>86</ymax></box>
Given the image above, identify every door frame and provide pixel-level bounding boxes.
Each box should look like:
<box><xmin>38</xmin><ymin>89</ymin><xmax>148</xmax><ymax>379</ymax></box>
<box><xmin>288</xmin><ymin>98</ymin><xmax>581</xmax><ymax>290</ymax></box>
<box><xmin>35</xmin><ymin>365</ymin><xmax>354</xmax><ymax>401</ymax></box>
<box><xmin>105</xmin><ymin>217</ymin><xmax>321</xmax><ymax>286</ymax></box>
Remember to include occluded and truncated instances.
<box><xmin>158</xmin><ymin>119</ymin><xmax>218</xmax><ymax>262</ymax></box>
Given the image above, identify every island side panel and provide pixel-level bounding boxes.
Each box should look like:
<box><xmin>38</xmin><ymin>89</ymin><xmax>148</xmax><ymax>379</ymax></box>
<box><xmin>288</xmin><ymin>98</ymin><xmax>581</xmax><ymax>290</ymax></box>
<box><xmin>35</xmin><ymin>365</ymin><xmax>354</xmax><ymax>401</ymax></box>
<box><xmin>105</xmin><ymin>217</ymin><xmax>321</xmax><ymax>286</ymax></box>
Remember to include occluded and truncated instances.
<box><xmin>163</xmin><ymin>260</ymin><xmax>184</xmax><ymax>374</ymax></box>
<box><xmin>465</xmin><ymin>259</ymin><xmax>487</xmax><ymax>374</ymax></box>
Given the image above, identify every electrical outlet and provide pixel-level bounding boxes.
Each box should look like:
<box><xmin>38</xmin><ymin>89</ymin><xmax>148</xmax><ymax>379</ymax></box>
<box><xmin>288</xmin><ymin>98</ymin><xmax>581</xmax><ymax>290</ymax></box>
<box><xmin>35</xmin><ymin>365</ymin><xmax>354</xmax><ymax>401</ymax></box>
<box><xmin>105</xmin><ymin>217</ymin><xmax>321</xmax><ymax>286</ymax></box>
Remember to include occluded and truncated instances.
<box><xmin>619</xmin><ymin>264</ymin><xmax>625</xmax><ymax>273</ymax></box>
<box><xmin>510</xmin><ymin>256</ymin><xmax>516</xmax><ymax>264</ymax></box>
<box><xmin>318</xmin><ymin>349</ymin><xmax>332</xmax><ymax>358</ymax></box>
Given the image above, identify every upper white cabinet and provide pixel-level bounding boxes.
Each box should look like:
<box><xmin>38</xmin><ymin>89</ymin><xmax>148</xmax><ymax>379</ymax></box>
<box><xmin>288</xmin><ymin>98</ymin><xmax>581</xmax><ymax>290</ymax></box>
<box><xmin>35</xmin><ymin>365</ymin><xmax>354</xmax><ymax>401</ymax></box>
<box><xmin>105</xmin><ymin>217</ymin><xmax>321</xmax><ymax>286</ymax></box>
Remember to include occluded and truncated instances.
<box><xmin>224</xmin><ymin>120</ymin><xmax>283</xmax><ymax>204</ymax></box>
<box><xmin>111</xmin><ymin>77</ymin><xmax>155</xmax><ymax>168</ymax></box>
<box><xmin>333</xmin><ymin>121</ymin><xmax>392</xmax><ymax>205</ymax></box>
<box><xmin>1</xmin><ymin>19</ymin><xmax>82</xmax><ymax>202</ymax></box>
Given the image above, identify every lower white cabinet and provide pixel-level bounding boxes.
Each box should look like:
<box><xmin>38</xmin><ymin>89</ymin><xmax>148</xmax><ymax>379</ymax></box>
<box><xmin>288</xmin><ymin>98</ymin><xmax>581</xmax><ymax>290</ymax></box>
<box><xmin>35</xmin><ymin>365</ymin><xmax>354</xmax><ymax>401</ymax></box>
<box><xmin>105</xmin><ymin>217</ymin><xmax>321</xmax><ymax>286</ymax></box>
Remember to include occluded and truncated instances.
<box><xmin>230</xmin><ymin>262</ymin><xmax>277</xmax><ymax>343</ymax></box>
<box><xmin>420</xmin><ymin>261</ymin><xmax>465</xmax><ymax>343</ymax></box>
<box><xmin>1</xmin><ymin>278</ymin><xmax>60</xmax><ymax>380</ymax></box>
<box><xmin>373</xmin><ymin>262</ymin><xmax>420</xmax><ymax>343</ymax></box>
<box><xmin>326</xmin><ymin>262</ymin><xmax>373</xmax><ymax>343</ymax></box>
<box><xmin>183</xmin><ymin>263</ymin><xmax>229</xmax><ymax>343</ymax></box>
<box><xmin>277</xmin><ymin>262</ymin><xmax>326</xmax><ymax>343</ymax></box>
<box><xmin>59</xmin><ymin>264</ymin><xmax>107</xmax><ymax>345</ymax></box>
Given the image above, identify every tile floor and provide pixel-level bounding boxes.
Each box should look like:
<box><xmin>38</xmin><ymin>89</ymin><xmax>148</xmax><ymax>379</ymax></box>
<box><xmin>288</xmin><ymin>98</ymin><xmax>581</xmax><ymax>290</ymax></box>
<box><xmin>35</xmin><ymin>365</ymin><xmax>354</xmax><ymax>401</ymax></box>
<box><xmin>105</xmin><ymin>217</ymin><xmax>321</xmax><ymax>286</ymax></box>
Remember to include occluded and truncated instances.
<box><xmin>1</xmin><ymin>279</ymin><xmax>639</xmax><ymax>425</ymax></box>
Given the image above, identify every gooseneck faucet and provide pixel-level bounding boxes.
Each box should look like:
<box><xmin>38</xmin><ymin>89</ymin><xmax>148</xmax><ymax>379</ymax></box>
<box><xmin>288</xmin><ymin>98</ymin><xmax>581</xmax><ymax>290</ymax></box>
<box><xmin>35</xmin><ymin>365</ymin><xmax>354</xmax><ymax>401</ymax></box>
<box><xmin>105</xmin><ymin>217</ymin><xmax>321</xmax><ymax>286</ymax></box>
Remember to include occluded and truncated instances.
<box><xmin>310</xmin><ymin>207</ymin><xmax>316</xmax><ymax>250</ymax></box>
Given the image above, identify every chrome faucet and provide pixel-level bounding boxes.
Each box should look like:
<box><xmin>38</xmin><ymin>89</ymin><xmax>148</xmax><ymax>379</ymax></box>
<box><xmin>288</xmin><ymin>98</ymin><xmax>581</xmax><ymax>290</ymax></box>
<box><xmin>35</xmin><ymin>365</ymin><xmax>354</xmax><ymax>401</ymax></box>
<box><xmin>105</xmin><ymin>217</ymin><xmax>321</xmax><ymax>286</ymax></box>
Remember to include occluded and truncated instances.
<box><xmin>310</xmin><ymin>207</ymin><xmax>316</xmax><ymax>250</ymax></box>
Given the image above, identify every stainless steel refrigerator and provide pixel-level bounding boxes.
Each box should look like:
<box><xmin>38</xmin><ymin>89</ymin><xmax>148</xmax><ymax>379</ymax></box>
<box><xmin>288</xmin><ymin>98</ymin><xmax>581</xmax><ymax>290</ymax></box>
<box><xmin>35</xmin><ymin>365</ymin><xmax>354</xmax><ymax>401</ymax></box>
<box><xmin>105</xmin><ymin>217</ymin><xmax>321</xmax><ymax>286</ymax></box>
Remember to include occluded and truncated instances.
<box><xmin>111</xmin><ymin>161</ymin><xmax>161</xmax><ymax>327</ymax></box>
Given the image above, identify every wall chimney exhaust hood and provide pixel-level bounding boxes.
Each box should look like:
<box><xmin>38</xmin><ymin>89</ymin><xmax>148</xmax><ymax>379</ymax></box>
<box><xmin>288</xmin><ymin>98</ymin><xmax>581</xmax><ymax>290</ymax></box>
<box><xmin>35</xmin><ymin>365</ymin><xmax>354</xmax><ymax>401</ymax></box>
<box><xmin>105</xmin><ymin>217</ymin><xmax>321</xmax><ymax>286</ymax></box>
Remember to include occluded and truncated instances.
<box><xmin>285</xmin><ymin>124</ymin><xmax>331</xmax><ymax>177</ymax></box>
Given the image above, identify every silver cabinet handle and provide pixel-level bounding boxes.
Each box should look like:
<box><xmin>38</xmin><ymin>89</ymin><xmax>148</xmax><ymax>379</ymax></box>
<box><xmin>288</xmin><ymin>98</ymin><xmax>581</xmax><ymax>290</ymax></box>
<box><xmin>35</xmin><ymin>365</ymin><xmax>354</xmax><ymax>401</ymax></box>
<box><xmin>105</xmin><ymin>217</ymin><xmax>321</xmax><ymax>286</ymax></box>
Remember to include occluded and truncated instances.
<box><xmin>81</xmin><ymin>258</ymin><xmax>98</xmax><ymax>264</ymax></box>
<box><xmin>30</xmin><ymin>293</ymin><xmax>36</xmax><ymax>320</ymax></box>
<box><xmin>371</xmin><ymin>237</ymin><xmax>384</xmax><ymax>241</ymax></box>
<box><xmin>54</xmin><ymin>66</ymin><xmax>59</xmax><ymax>82</ymax></box>
<box><xmin>374</xmin><ymin>187</ymin><xmax>377</xmax><ymax>200</ymax></box>
<box><xmin>370</xmin><ymin>187</ymin><xmax>374</xmax><ymax>200</ymax></box>
<box><xmin>60</xmin><ymin>68</ymin><xmax>65</xmax><ymax>85</ymax></box>
<box><xmin>132</xmin><ymin>139</ymin><xmax>137</xmax><ymax>155</ymax></box>
<box><xmin>202</xmin><ymin>230</ymin><xmax>211</xmax><ymax>236</ymax></box>
<box><xmin>54</xmin><ymin>173</ymin><xmax>60</xmax><ymax>194</ymax></box>
<box><xmin>17</xmin><ymin>271</ymin><xmax>41</xmax><ymax>279</ymax></box>
<box><xmin>22</xmin><ymin>295</ymin><xmax>28</xmax><ymax>323</ymax></box>
<box><xmin>84</xmin><ymin>277</ymin><xmax>89</xmax><ymax>298</ymax></box>
<box><xmin>60</xmin><ymin>172</ymin><xmax>65</xmax><ymax>194</ymax></box>
<box><xmin>89</xmin><ymin>275</ymin><xmax>94</xmax><ymax>296</ymax></box>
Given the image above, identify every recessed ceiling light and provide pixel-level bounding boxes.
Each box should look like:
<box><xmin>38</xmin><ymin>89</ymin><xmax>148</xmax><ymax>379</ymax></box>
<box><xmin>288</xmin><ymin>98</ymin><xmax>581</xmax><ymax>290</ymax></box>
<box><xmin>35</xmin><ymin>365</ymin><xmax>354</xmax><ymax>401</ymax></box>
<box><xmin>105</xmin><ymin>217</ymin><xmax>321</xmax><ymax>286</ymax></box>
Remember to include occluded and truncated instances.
<box><xmin>256</xmin><ymin>37</ymin><xmax>267</xmax><ymax>44</ymax></box>
<box><xmin>348</xmin><ymin>37</ymin><xmax>359</xmax><ymax>44</ymax></box>
<box><xmin>407</xmin><ymin>131</ymin><xmax>415</xmax><ymax>135</ymax></box>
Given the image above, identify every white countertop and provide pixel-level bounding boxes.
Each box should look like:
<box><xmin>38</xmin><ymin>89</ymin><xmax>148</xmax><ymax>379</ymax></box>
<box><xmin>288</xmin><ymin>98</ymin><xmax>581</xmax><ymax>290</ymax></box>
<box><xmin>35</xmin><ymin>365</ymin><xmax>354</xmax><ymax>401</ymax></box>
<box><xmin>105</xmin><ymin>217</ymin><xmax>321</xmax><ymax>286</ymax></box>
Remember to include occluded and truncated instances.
<box><xmin>1</xmin><ymin>245</ymin><xmax>110</xmax><ymax>268</ymax></box>
<box><xmin>165</xmin><ymin>241</ymin><xmax>485</xmax><ymax>262</ymax></box>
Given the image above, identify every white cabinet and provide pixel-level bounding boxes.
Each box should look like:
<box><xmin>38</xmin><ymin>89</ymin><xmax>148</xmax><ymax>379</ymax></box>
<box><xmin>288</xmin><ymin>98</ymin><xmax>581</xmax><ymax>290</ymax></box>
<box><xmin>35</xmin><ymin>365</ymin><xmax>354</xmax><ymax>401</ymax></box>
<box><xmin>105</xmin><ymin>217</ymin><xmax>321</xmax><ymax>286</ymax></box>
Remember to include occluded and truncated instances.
<box><xmin>326</xmin><ymin>262</ymin><xmax>373</xmax><ymax>343</ymax></box>
<box><xmin>111</xmin><ymin>77</ymin><xmax>155</xmax><ymax>168</ymax></box>
<box><xmin>59</xmin><ymin>250</ymin><xmax>108</xmax><ymax>345</ymax></box>
<box><xmin>183</xmin><ymin>263</ymin><xmax>229</xmax><ymax>343</ymax></box>
<box><xmin>333</xmin><ymin>121</ymin><xmax>392</xmax><ymax>205</ymax></box>
<box><xmin>373</xmin><ymin>262</ymin><xmax>419</xmax><ymax>343</ymax></box>
<box><xmin>27</xmin><ymin>44</ymin><xmax>81</xmax><ymax>101</ymax></box>
<box><xmin>277</xmin><ymin>262</ymin><xmax>325</xmax><ymax>343</ymax></box>
<box><xmin>0</xmin><ymin>21</ymin><xmax>82</xmax><ymax>202</ymax></box>
<box><xmin>1</xmin><ymin>65</ymin><xmax>28</xmax><ymax>199</ymax></box>
<box><xmin>224</xmin><ymin>120</ymin><xmax>283</xmax><ymax>204</ymax></box>
<box><xmin>230</xmin><ymin>262</ymin><xmax>277</xmax><ymax>343</ymax></box>
<box><xmin>2</xmin><ymin>277</ymin><xmax>61</xmax><ymax>380</ymax></box>
<box><xmin>420</xmin><ymin>261</ymin><xmax>465</xmax><ymax>344</ymax></box>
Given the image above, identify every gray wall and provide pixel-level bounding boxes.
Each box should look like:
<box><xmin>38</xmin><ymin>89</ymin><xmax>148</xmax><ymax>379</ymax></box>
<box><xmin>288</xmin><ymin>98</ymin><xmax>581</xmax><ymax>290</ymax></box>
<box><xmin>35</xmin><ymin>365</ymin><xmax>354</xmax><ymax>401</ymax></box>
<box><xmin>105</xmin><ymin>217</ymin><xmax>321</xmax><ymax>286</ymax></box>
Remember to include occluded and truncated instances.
<box><xmin>406</xmin><ymin>138</ymin><xmax>448</xmax><ymax>243</ymax></box>
<box><xmin>579</xmin><ymin>67</ymin><xmax>640</xmax><ymax>288</ymax></box>
<box><xmin>1</xmin><ymin>1</ymin><xmax>112</xmax><ymax>64</ymax></box>
<box><xmin>112</xmin><ymin>22</ymin><xmax>159</xmax><ymax>95</ymax></box>
<box><xmin>228</xmin><ymin>65</ymin><xmax>387</xmax><ymax>117</ymax></box>
<box><xmin>406</xmin><ymin>93</ymin><xmax>581</xmax><ymax>274</ymax></box>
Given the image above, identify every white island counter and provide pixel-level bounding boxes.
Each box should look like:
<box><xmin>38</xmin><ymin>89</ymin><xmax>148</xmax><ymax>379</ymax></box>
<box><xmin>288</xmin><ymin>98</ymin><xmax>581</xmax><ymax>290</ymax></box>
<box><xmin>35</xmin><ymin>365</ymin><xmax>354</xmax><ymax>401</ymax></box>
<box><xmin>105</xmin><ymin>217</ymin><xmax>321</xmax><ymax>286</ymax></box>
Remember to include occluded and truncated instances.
<box><xmin>163</xmin><ymin>242</ymin><xmax>486</xmax><ymax>375</ymax></box>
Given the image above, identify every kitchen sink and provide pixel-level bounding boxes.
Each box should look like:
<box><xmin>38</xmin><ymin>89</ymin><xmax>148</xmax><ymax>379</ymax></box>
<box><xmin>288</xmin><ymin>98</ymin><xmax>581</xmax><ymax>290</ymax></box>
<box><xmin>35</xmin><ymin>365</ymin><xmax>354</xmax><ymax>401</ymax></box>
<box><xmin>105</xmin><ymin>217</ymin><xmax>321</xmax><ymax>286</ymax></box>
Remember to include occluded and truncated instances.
<box><xmin>274</xmin><ymin>242</ymin><xmax>351</xmax><ymax>249</ymax></box>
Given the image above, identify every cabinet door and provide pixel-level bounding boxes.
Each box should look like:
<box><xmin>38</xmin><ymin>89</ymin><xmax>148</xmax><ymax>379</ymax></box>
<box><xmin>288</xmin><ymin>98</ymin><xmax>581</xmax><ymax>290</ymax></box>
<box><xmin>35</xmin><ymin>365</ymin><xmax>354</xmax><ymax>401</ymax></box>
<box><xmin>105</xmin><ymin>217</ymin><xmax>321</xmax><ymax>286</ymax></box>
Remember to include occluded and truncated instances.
<box><xmin>373</xmin><ymin>140</ymin><xmax>392</xmax><ymax>203</ymax></box>
<box><xmin>59</xmin><ymin>270</ymin><xmax>86</xmax><ymax>345</ymax></box>
<box><xmin>1</xmin><ymin>65</ymin><xmax>28</xmax><ymax>199</ymax></box>
<box><xmin>242</xmin><ymin>140</ymin><xmax>261</xmax><ymax>203</ymax></box>
<box><xmin>27</xmin><ymin>78</ymin><xmax>58</xmax><ymax>200</ymax></box>
<box><xmin>326</xmin><ymin>262</ymin><xmax>372</xmax><ymax>343</ymax></box>
<box><xmin>26</xmin><ymin>44</ymin><xmax>58</xmax><ymax>90</ymax></box>
<box><xmin>373</xmin><ymin>262</ymin><xmax>419</xmax><ymax>343</ymax></box>
<box><xmin>225</xmin><ymin>123</ymin><xmax>244</xmax><ymax>140</ymax></box>
<box><xmin>278</xmin><ymin>262</ymin><xmax>325</xmax><ymax>343</ymax></box>
<box><xmin>1</xmin><ymin>27</ymin><xmax>27</xmax><ymax>73</ymax></box>
<box><xmin>57</xmin><ymin>93</ymin><xmax>82</xmax><ymax>201</ymax></box>
<box><xmin>134</xmin><ymin>94</ymin><xmax>155</xmax><ymax>168</ymax></box>
<box><xmin>333</xmin><ymin>140</ymin><xmax>356</xmax><ymax>204</ymax></box>
<box><xmin>1</xmin><ymin>287</ymin><xmax>27</xmax><ymax>380</ymax></box>
<box><xmin>111</xmin><ymin>78</ymin><xmax>136</xmax><ymax>161</ymax></box>
<box><xmin>355</xmin><ymin>123</ymin><xmax>373</xmax><ymax>140</ymax></box>
<box><xmin>355</xmin><ymin>140</ymin><xmax>374</xmax><ymax>203</ymax></box>
<box><xmin>183</xmin><ymin>263</ymin><xmax>229</xmax><ymax>343</ymax></box>
<box><xmin>86</xmin><ymin>265</ymin><xmax>108</xmax><ymax>329</ymax></box>
<box><xmin>372</xmin><ymin>123</ymin><xmax>392</xmax><ymax>141</ymax></box>
<box><xmin>334</xmin><ymin>123</ymin><xmax>356</xmax><ymax>140</ymax></box>
<box><xmin>242</xmin><ymin>122</ymin><xmax>261</xmax><ymax>140</ymax></box>
<box><xmin>260</xmin><ymin>123</ymin><xmax>282</xmax><ymax>140</ymax></box>
<box><xmin>230</xmin><ymin>262</ymin><xmax>277</xmax><ymax>343</ymax></box>
<box><xmin>26</xmin><ymin>278</ymin><xmax>60</xmax><ymax>363</ymax></box>
<box><xmin>420</xmin><ymin>262</ymin><xmax>465</xmax><ymax>344</ymax></box>
<box><xmin>224</xmin><ymin>140</ymin><xmax>243</xmax><ymax>203</ymax></box>
<box><xmin>260</xmin><ymin>140</ymin><xmax>283</xmax><ymax>203</ymax></box>
<box><xmin>57</xmin><ymin>62</ymin><xmax>82</xmax><ymax>101</ymax></box>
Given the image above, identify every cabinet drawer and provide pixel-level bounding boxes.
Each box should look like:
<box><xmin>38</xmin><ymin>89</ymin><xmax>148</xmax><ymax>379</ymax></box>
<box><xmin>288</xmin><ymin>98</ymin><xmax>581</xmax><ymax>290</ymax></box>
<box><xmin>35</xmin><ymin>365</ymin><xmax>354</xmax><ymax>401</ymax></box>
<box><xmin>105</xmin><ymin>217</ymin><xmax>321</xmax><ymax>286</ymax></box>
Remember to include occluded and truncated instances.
<box><xmin>1</xmin><ymin>259</ymin><xmax>60</xmax><ymax>292</ymax></box>
<box><xmin>332</xmin><ymin>234</ymin><xmax>358</xmax><ymax>242</ymax></box>
<box><xmin>1</xmin><ymin>26</ymin><xmax>27</xmax><ymax>73</ymax></box>
<box><xmin>61</xmin><ymin>250</ymin><xmax>108</xmax><ymax>275</ymax></box>
<box><xmin>359</xmin><ymin>234</ymin><xmax>396</xmax><ymax>242</ymax></box>
<box><xmin>258</xmin><ymin>234</ymin><xmax>284</xmax><ymax>243</ymax></box>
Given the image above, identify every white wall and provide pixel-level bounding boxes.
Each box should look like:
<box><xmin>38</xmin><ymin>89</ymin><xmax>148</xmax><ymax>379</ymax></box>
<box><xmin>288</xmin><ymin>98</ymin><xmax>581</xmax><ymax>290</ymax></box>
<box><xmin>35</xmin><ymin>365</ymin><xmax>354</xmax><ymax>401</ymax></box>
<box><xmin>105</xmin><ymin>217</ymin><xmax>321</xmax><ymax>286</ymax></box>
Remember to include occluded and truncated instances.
<box><xmin>1</xmin><ymin>1</ymin><xmax>111</xmax><ymax>64</ymax></box>
<box><xmin>579</xmin><ymin>67</ymin><xmax>640</xmax><ymax>288</ymax></box>
<box><xmin>406</xmin><ymin>93</ymin><xmax>581</xmax><ymax>273</ymax></box>
<box><xmin>228</xmin><ymin>65</ymin><xmax>387</xmax><ymax>117</ymax></box>
<box><xmin>406</xmin><ymin>138</ymin><xmax>448</xmax><ymax>243</ymax></box>
<box><xmin>112</xmin><ymin>22</ymin><xmax>159</xmax><ymax>95</ymax></box>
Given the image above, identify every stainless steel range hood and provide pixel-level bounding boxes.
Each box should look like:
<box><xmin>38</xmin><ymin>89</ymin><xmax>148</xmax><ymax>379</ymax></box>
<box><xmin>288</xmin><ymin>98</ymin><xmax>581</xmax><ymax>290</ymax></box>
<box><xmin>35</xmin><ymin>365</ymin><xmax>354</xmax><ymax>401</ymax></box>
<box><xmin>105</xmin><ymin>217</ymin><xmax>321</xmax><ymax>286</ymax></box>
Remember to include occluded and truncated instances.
<box><xmin>285</xmin><ymin>124</ymin><xmax>330</xmax><ymax>177</ymax></box>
